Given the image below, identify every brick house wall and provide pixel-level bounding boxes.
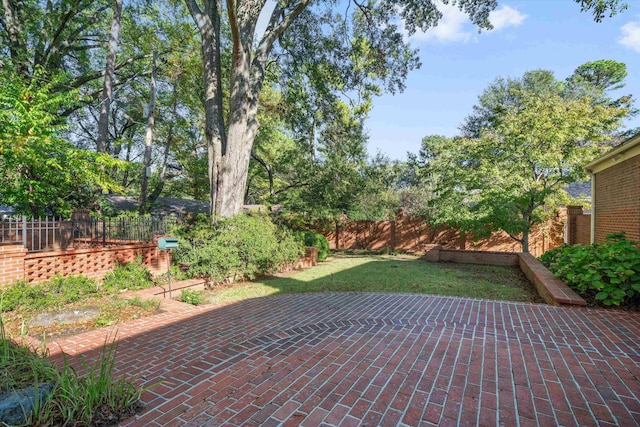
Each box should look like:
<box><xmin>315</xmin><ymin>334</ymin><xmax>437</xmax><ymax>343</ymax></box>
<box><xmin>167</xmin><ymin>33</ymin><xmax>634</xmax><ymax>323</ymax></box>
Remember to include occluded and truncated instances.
<box><xmin>593</xmin><ymin>155</ymin><xmax>640</xmax><ymax>243</ymax></box>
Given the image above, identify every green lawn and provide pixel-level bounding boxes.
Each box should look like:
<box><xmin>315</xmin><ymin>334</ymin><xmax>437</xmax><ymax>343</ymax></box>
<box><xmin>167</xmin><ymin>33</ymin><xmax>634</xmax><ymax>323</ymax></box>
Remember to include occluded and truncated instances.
<box><xmin>202</xmin><ymin>254</ymin><xmax>541</xmax><ymax>304</ymax></box>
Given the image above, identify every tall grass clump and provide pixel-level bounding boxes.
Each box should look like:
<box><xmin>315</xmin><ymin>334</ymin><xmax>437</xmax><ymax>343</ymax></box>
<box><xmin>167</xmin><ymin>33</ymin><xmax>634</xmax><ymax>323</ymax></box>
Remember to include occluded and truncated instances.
<box><xmin>0</xmin><ymin>318</ymin><xmax>145</xmax><ymax>426</ymax></box>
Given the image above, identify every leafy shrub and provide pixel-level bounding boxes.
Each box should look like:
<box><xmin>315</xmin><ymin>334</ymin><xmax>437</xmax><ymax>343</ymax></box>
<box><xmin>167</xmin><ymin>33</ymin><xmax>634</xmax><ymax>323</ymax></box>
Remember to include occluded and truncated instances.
<box><xmin>180</xmin><ymin>289</ymin><xmax>204</xmax><ymax>306</ymax></box>
<box><xmin>303</xmin><ymin>231</ymin><xmax>330</xmax><ymax>261</ymax></box>
<box><xmin>540</xmin><ymin>233</ymin><xmax>640</xmax><ymax>307</ymax></box>
<box><xmin>1</xmin><ymin>275</ymin><xmax>99</xmax><ymax>312</ymax></box>
<box><xmin>172</xmin><ymin>213</ymin><xmax>304</xmax><ymax>282</ymax></box>
<box><xmin>102</xmin><ymin>257</ymin><xmax>155</xmax><ymax>291</ymax></box>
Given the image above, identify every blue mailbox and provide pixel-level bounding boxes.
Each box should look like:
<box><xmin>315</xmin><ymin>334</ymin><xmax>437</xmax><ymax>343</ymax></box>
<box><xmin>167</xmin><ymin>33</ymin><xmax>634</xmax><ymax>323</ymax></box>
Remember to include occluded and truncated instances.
<box><xmin>157</xmin><ymin>237</ymin><xmax>179</xmax><ymax>250</ymax></box>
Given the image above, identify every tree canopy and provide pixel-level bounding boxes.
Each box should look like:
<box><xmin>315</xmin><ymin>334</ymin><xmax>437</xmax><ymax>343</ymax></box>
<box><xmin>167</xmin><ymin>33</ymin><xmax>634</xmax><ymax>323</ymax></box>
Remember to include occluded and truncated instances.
<box><xmin>0</xmin><ymin>0</ymin><xmax>632</xmax><ymax>220</ymax></box>
<box><xmin>415</xmin><ymin>66</ymin><xmax>629</xmax><ymax>252</ymax></box>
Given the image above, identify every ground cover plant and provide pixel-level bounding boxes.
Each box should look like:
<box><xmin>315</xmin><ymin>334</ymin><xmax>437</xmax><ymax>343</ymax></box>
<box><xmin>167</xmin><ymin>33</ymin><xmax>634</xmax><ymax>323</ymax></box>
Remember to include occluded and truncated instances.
<box><xmin>0</xmin><ymin>260</ymin><xmax>160</xmax><ymax>339</ymax></box>
<box><xmin>540</xmin><ymin>233</ymin><xmax>640</xmax><ymax>307</ymax></box>
<box><xmin>0</xmin><ymin>325</ymin><xmax>144</xmax><ymax>426</ymax></box>
<box><xmin>199</xmin><ymin>254</ymin><xmax>541</xmax><ymax>305</ymax></box>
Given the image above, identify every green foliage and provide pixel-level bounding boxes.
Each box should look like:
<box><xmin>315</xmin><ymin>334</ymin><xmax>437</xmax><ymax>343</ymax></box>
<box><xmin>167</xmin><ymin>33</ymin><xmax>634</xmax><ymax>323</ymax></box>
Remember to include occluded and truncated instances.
<box><xmin>1</xmin><ymin>260</ymin><xmax>155</xmax><ymax>313</ymax></box>
<box><xmin>421</xmin><ymin>66</ymin><xmax>628</xmax><ymax>252</ymax></box>
<box><xmin>180</xmin><ymin>289</ymin><xmax>204</xmax><ymax>306</ymax></box>
<box><xmin>0</xmin><ymin>322</ymin><xmax>143</xmax><ymax>426</ymax></box>
<box><xmin>0</xmin><ymin>68</ymin><xmax>124</xmax><ymax>217</ymax></box>
<box><xmin>1</xmin><ymin>276</ymin><xmax>99</xmax><ymax>312</ymax></box>
<box><xmin>173</xmin><ymin>213</ymin><xmax>304</xmax><ymax>282</ymax></box>
<box><xmin>303</xmin><ymin>232</ymin><xmax>330</xmax><ymax>262</ymax></box>
<box><xmin>102</xmin><ymin>257</ymin><xmax>155</xmax><ymax>292</ymax></box>
<box><xmin>575</xmin><ymin>0</ymin><xmax>629</xmax><ymax>22</ymax></box>
<box><xmin>540</xmin><ymin>233</ymin><xmax>640</xmax><ymax>307</ymax></box>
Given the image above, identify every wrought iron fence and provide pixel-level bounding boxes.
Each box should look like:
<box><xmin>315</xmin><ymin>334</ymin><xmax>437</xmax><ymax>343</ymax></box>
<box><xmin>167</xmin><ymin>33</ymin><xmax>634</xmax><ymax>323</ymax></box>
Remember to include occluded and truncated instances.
<box><xmin>0</xmin><ymin>215</ymin><xmax>174</xmax><ymax>253</ymax></box>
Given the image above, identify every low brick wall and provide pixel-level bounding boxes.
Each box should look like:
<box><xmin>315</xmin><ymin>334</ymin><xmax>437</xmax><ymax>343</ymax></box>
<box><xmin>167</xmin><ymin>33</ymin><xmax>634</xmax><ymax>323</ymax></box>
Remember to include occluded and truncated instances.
<box><xmin>440</xmin><ymin>249</ymin><xmax>519</xmax><ymax>266</ymax></box>
<box><xmin>0</xmin><ymin>242</ymin><xmax>170</xmax><ymax>285</ymax></box>
<box><xmin>423</xmin><ymin>244</ymin><xmax>519</xmax><ymax>266</ymax></box>
<box><xmin>518</xmin><ymin>253</ymin><xmax>586</xmax><ymax>306</ymax></box>
<box><xmin>422</xmin><ymin>245</ymin><xmax>586</xmax><ymax>306</ymax></box>
<box><xmin>0</xmin><ymin>244</ymin><xmax>28</xmax><ymax>284</ymax></box>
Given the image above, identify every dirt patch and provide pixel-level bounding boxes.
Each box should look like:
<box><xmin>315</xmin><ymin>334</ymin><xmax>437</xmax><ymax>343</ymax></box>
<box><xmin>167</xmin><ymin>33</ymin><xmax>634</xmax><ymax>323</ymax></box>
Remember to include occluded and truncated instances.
<box><xmin>1</xmin><ymin>296</ymin><xmax>162</xmax><ymax>341</ymax></box>
<box><xmin>29</xmin><ymin>307</ymin><xmax>101</xmax><ymax>328</ymax></box>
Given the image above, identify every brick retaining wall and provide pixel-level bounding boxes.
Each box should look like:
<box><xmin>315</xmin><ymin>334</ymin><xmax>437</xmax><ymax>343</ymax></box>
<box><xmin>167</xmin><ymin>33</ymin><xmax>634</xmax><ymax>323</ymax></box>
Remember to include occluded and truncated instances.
<box><xmin>0</xmin><ymin>244</ymin><xmax>28</xmax><ymax>284</ymax></box>
<box><xmin>0</xmin><ymin>242</ymin><xmax>170</xmax><ymax>285</ymax></box>
<box><xmin>422</xmin><ymin>245</ymin><xmax>586</xmax><ymax>306</ymax></box>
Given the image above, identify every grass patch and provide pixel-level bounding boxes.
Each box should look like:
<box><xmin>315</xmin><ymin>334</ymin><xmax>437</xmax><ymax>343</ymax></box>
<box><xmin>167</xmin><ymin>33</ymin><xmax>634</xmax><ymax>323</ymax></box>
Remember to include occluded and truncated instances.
<box><xmin>202</xmin><ymin>254</ymin><xmax>541</xmax><ymax>304</ymax></box>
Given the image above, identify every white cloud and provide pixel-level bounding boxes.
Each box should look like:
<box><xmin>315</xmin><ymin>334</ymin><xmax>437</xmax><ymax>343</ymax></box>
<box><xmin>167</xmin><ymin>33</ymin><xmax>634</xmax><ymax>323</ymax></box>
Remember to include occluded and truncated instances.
<box><xmin>411</xmin><ymin>3</ymin><xmax>471</xmax><ymax>43</ymax></box>
<box><xmin>489</xmin><ymin>6</ymin><xmax>526</xmax><ymax>31</ymax></box>
<box><xmin>618</xmin><ymin>22</ymin><xmax>640</xmax><ymax>52</ymax></box>
<box><xmin>409</xmin><ymin>4</ymin><xmax>525</xmax><ymax>43</ymax></box>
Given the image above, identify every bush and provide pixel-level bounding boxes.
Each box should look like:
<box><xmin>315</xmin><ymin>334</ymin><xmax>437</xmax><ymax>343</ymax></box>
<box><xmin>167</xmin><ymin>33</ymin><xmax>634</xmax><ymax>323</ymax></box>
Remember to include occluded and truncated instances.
<box><xmin>1</xmin><ymin>275</ymin><xmax>99</xmax><ymax>312</ymax></box>
<box><xmin>172</xmin><ymin>213</ymin><xmax>305</xmax><ymax>282</ymax></box>
<box><xmin>540</xmin><ymin>233</ymin><xmax>640</xmax><ymax>307</ymax></box>
<box><xmin>102</xmin><ymin>257</ymin><xmax>155</xmax><ymax>292</ymax></box>
<box><xmin>180</xmin><ymin>289</ymin><xmax>204</xmax><ymax>306</ymax></box>
<box><xmin>303</xmin><ymin>231</ymin><xmax>330</xmax><ymax>261</ymax></box>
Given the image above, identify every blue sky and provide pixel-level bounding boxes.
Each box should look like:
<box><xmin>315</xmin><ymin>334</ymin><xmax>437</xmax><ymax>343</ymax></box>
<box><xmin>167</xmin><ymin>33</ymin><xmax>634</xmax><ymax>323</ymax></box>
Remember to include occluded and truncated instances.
<box><xmin>366</xmin><ymin>0</ymin><xmax>640</xmax><ymax>161</ymax></box>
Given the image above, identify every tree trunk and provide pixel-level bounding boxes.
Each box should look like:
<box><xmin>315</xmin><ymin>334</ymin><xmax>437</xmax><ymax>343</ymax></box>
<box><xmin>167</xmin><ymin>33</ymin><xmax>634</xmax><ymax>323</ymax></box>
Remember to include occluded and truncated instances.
<box><xmin>2</xmin><ymin>0</ymin><xmax>28</xmax><ymax>75</ymax></box>
<box><xmin>139</xmin><ymin>50</ymin><xmax>157</xmax><ymax>214</ymax></box>
<box><xmin>185</xmin><ymin>0</ymin><xmax>226</xmax><ymax>220</ymax></box>
<box><xmin>186</xmin><ymin>0</ymin><xmax>310</xmax><ymax>218</ymax></box>
<box><xmin>522</xmin><ymin>232</ymin><xmax>529</xmax><ymax>253</ymax></box>
<box><xmin>148</xmin><ymin>79</ymin><xmax>179</xmax><ymax>204</ymax></box>
<box><xmin>96</xmin><ymin>0</ymin><xmax>123</xmax><ymax>154</ymax></box>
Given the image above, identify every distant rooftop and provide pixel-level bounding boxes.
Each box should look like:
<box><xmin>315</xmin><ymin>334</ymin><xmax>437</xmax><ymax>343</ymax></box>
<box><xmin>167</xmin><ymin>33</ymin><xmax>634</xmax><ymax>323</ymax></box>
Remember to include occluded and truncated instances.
<box><xmin>104</xmin><ymin>194</ymin><xmax>209</xmax><ymax>216</ymax></box>
<box><xmin>563</xmin><ymin>181</ymin><xmax>591</xmax><ymax>201</ymax></box>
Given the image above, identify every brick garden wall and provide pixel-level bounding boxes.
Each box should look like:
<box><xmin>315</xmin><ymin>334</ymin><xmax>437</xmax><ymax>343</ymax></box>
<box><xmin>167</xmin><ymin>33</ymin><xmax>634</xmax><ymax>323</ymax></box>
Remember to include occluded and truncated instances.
<box><xmin>594</xmin><ymin>155</ymin><xmax>640</xmax><ymax>243</ymax></box>
<box><xmin>321</xmin><ymin>208</ymin><xmax>571</xmax><ymax>257</ymax></box>
<box><xmin>0</xmin><ymin>242</ymin><xmax>170</xmax><ymax>285</ymax></box>
<box><xmin>0</xmin><ymin>244</ymin><xmax>28</xmax><ymax>284</ymax></box>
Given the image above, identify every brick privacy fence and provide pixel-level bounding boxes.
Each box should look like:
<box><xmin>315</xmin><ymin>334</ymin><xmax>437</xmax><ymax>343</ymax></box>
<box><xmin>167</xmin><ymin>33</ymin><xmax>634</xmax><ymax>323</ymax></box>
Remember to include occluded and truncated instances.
<box><xmin>566</xmin><ymin>206</ymin><xmax>591</xmax><ymax>245</ymax></box>
<box><xmin>0</xmin><ymin>241</ymin><xmax>170</xmax><ymax>285</ymax></box>
<box><xmin>593</xmin><ymin>155</ymin><xmax>640</xmax><ymax>243</ymax></box>
<box><xmin>320</xmin><ymin>207</ymin><xmax>589</xmax><ymax>257</ymax></box>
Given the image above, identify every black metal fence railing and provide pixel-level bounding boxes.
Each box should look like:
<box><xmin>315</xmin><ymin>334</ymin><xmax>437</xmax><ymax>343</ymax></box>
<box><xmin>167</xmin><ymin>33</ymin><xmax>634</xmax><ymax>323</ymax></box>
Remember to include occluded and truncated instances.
<box><xmin>0</xmin><ymin>216</ymin><xmax>173</xmax><ymax>253</ymax></box>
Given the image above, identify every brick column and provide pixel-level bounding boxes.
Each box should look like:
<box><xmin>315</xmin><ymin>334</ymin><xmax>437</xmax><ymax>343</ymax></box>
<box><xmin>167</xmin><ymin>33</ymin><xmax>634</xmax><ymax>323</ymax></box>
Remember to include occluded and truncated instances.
<box><xmin>566</xmin><ymin>205</ymin><xmax>584</xmax><ymax>245</ymax></box>
<box><xmin>0</xmin><ymin>243</ymin><xmax>27</xmax><ymax>285</ymax></box>
<box><xmin>422</xmin><ymin>244</ymin><xmax>442</xmax><ymax>262</ymax></box>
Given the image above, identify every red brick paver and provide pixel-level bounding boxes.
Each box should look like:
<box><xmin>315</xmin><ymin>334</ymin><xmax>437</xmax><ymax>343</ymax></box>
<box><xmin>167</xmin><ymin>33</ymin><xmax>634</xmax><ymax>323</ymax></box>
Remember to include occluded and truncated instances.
<box><xmin>49</xmin><ymin>293</ymin><xmax>640</xmax><ymax>426</ymax></box>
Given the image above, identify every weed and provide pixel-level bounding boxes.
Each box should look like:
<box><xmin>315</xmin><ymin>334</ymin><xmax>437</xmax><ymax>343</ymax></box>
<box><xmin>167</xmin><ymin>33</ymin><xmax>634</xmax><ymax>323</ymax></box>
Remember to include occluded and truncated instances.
<box><xmin>180</xmin><ymin>289</ymin><xmax>203</xmax><ymax>306</ymax></box>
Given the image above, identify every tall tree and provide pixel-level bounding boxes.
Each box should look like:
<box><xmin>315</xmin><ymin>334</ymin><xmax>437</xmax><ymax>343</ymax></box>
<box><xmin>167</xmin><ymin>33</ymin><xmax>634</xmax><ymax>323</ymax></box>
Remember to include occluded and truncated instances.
<box><xmin>0</xmin><ymin>69</ymin><xmax>122</xmax><ymax>216</ymax></box>
<box><xmin>422</xmin><ymin>71</ymin><xmax>628</xmax><ymax>252</ymax></box>
<box><xmin>184</xmin><ymin>0</ymin><xmax>496</xmax><ymax>219</ymax></box>
<box><xmin>139</xmin><ymin>49</ymin><xmax>158</xmax><ymax>212</ymax></box>
<box><xmin>96</xmin><ymin>0</ymin><xmax>124</xmax><ymax>153</ymax></box>
<box><xmin>182</xmin><ymin>0</ymin><xmax>624</xmax><ymax>219</ymax></box>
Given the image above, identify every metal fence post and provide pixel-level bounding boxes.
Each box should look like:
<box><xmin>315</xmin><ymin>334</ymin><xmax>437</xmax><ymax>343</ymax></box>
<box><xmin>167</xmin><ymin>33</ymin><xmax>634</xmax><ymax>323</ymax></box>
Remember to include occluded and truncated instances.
<box><xmin>102</xmin><ymin>217</ymin><xmax>106</xmax><ymax>247</ymax></box>
<box><xmin>22</xmin><ymin>215</ymin><xmax>27</xmax><ymax>249</ymax></box>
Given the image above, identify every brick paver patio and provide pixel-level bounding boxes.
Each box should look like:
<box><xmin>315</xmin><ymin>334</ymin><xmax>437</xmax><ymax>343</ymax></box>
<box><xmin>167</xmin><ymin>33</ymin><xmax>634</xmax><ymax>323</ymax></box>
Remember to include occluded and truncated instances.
<box><xmin>49</xmin><ymin>293</ymin><xmax>640</xmax><ymax>426</ymax></box>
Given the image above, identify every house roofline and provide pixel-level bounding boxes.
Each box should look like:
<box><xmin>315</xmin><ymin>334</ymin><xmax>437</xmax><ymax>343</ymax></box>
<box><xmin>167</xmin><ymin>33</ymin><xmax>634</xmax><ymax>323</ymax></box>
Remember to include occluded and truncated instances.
<box><xmin>584</xmin><ymin>132</ymin><xmax>640</xmax><ymax>174</ymax></box>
